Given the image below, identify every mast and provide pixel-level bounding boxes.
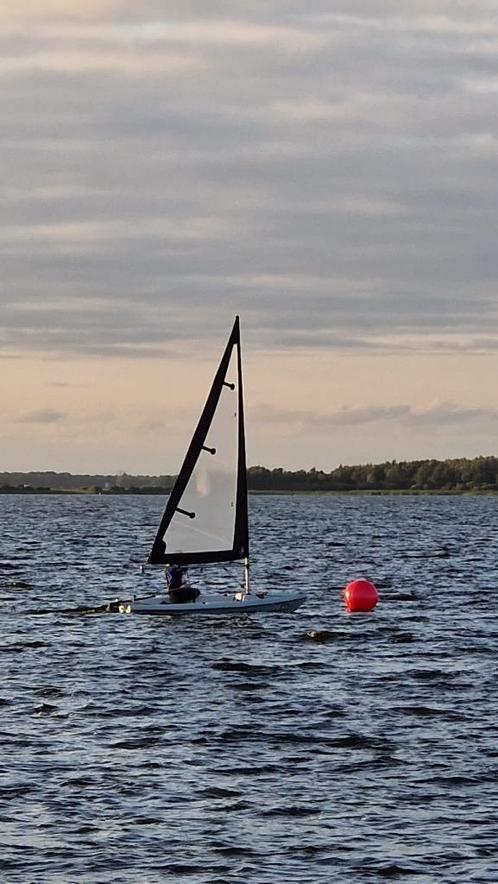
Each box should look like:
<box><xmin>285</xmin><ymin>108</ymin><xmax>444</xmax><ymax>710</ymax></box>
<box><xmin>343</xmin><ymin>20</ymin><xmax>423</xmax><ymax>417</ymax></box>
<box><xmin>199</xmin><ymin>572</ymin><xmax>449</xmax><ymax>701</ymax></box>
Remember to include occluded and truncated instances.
<box><xmin>236</xmin><ymin>319</ymin><xmax>250</xmax><ymax>593</ymax></box>
<box><xmin>234</xmin><ymin>314</ymin><xmax>249</xmax><ymax>565</ymax></box>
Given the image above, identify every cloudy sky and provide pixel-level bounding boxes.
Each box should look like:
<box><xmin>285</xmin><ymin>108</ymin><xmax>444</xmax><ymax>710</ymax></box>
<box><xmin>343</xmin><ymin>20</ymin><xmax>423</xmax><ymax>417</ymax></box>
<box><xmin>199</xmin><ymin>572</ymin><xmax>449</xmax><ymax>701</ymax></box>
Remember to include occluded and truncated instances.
<box><xmin>2</xmin><ymin>0</ymin><xmax>498</xmax><ymax>473</ymax></box>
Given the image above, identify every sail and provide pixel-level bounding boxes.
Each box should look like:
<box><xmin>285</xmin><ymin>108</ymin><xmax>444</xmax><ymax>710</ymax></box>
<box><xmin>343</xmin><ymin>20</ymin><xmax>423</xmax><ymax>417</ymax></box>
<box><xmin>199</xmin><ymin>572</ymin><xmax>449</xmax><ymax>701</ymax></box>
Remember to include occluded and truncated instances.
<box><xmin>148</xmin><ymin>316</ymin><xmax>248</xmax><ymax>566</ymax></box>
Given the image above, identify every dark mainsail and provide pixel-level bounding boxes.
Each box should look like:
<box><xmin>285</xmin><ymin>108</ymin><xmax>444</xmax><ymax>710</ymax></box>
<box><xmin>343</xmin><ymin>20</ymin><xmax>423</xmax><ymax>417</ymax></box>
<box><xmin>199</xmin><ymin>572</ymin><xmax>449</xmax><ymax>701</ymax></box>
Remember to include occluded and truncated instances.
<box><xmin>148</xmin><ymin>316</ymin><xmax>248</xmax><ymax>566</ymax></box>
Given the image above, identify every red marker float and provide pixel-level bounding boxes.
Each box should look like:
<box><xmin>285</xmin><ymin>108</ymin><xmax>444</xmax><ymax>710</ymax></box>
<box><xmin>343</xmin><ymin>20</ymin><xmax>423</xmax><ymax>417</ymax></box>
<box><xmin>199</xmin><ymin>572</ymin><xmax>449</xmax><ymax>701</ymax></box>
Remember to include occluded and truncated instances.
<box><xmin>344</xmin><ymin>579</ymin><xmax>378</xmax><ymax>612</ymax></box>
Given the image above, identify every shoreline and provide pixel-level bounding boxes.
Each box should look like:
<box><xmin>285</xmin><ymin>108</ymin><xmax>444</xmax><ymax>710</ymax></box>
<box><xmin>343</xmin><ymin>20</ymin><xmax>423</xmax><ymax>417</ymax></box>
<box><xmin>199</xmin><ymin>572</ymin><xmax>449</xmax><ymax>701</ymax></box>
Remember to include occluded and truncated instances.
<box><xmin>1</xmin><ymin>488</ymin><xmax>497</xmax><ymax>497</ymax></box>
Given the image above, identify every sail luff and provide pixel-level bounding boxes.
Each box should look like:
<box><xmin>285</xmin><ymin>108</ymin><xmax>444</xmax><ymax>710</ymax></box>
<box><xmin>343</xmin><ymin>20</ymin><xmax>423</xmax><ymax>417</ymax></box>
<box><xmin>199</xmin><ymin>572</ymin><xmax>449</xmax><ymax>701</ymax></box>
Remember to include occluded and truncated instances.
<box><xmin>148</xmin><ymin>317</ymin><xmax>247</xmax><ymax>566</ymax></box>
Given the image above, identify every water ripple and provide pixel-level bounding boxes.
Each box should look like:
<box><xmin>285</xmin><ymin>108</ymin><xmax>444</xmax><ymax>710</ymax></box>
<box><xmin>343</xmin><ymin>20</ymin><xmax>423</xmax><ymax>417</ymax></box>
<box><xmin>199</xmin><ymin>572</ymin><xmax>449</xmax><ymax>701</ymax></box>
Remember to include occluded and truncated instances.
<box><xmin>0</xmin><ymin>493</ymin><xmax>497</xmax><ymax>882</ymax></box>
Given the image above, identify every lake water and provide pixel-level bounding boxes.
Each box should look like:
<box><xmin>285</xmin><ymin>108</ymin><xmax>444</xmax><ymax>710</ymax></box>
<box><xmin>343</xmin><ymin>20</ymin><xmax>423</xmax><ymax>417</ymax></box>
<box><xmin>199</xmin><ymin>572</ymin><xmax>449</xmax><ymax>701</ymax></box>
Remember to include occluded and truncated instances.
<box><xmin>1</xmin><ymin>493</ymin><xmax>497</xmax><ymax>883</ymax></box>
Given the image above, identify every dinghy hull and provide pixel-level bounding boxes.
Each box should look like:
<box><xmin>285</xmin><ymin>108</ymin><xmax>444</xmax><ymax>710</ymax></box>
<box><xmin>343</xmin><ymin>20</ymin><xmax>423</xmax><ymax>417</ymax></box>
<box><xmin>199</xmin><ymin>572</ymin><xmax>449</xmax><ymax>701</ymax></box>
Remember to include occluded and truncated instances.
<box><xmin>126</xmin><ymin>591</ymin><xmax>305</xmax><ymax>616</ymax></box>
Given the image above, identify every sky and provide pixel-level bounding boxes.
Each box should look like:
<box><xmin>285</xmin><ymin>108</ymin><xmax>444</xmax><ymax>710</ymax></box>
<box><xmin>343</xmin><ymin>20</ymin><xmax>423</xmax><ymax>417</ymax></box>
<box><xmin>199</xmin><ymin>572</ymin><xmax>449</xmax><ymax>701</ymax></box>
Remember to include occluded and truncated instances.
<box><xmin>1</xmin><ymin>0</ymin><xmax>498</xmax><ymax>474</ymax></box>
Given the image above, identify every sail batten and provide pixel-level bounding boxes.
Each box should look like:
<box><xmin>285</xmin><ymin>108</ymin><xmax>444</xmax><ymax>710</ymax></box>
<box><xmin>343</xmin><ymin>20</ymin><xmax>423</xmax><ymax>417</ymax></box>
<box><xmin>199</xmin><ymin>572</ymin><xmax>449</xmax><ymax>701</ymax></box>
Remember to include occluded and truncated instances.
<box><xmin>148</xmin><ymin>317</ymin><xmax>249</xmax><ymax>567</ymax></box>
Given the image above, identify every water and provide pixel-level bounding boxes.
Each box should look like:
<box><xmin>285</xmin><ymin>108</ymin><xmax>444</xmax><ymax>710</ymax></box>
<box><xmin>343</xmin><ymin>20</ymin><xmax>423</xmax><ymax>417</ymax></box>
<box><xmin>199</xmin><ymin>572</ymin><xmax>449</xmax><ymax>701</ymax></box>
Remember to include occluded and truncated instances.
<box><xmin>1</xmin><ymin>493</ymin><xmax>497</xmax><ymax>883</ymax></box>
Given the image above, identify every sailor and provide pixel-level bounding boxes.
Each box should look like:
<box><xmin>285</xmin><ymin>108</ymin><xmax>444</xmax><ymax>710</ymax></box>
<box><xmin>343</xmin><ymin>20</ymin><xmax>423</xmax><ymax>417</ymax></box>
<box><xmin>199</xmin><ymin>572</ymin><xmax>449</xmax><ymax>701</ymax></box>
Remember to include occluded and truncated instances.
<box><xmin>165</xmin><ymin>563</ymin><xmax>186</xmax><ymax>590</ymax></box>
<box><xmin>165</xmin><ymin>564</ymin><xmax>200</xmax><ymax>604</ymax></box>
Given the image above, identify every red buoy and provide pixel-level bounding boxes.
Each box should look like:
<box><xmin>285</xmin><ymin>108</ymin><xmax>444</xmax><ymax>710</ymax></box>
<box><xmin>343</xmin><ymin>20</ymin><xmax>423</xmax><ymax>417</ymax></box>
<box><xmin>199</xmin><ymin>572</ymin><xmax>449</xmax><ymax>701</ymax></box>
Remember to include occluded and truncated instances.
<box><xmin>344</xmin><ymin>579</ymin><xmax>378</xmax><ymax>613</ymax></box>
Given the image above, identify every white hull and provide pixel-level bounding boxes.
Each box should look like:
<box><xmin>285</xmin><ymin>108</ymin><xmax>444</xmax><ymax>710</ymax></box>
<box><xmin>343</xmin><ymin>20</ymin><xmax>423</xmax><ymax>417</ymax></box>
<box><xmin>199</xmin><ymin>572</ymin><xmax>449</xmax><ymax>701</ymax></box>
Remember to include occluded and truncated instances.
<box><xmin>125</xmin><ymin>590</ymin><xmax>305</xmax><ymax>617</ymax></box>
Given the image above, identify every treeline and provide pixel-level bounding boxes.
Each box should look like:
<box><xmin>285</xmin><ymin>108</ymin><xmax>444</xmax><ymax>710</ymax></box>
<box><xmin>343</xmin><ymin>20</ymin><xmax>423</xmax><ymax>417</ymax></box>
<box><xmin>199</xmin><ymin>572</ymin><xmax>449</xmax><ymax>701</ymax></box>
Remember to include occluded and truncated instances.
<box><xmin>0</xmin><ymin>471</ymin><xmax>176</xmax><ymax>493</ymax></box>
<box><xmin>1</xmin><ymin>457</ymin><xmax>497</xmax><ymax>494</ymax></box>
<box><xmin>248</xmin><ymin>457</ymin><xmax>498</xmax><ymax>492</ymax></box>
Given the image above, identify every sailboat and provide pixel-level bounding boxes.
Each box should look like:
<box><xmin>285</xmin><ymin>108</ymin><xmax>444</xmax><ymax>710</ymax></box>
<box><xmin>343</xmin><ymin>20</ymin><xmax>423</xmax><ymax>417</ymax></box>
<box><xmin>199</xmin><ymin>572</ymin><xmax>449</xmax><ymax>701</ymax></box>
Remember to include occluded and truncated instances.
<box><xmin>126</xmin><ymin>316</ymin><xmax>305</xmax><ymax>616</ymax></box>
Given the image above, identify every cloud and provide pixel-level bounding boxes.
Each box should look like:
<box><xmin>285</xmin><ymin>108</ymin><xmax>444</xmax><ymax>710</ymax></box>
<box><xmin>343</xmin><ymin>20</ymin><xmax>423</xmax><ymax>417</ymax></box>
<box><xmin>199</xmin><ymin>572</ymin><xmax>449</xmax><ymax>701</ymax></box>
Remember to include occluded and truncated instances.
<box><xmin>253</xmin><ymin>401</ymin><xmax>498</xmax><ymax>432</ymax></box>
<box><xmin>132</xmin><ymin>20</ymin><xmax>328</xmax><ymax>53</ymax></box>
<box><xmin>85</xmin><ymin>410</ymin><xmax>116</xmax><ymax>425</ymax></box>
<box><xmin>138</xmin><ymin>418</ymin><xmax>165</xmax><ymax>432</ymax></box>
<box><xmin>0</xmin><ymin>49</ymin><xmax>205</xmax><ymax>78</ymax></box>
<box><xmin>0</xmin><ymin>1</ymin><xmax>125</xmax><ymax>21</ymax></box>
<box><xmin>1</xmin><ymin>1</ymin><xmax>498</xmax><ymax>363</ymax></box>
<box><xmin>16</xmin><ymin>408</ymin><xmax>67</xmax><ymax>423</ymax></box>
<box><xmin>47</xmin><ymin>380</ymin><xmax>83</xmax><ymax>387</ymax></box>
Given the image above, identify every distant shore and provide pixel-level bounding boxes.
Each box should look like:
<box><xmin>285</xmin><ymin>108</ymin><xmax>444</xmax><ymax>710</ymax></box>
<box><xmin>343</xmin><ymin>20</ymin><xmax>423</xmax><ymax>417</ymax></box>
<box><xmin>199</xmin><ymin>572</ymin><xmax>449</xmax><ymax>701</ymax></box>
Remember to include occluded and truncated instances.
<box><xmin>1</xmin><ymin>456</ymin><xmax>497</xmax><ymax>495</ymax></box>
<box><xmin>1</xmin><ymin>488</ymin><xmax>496</xmax><ymax>496</ymax></box>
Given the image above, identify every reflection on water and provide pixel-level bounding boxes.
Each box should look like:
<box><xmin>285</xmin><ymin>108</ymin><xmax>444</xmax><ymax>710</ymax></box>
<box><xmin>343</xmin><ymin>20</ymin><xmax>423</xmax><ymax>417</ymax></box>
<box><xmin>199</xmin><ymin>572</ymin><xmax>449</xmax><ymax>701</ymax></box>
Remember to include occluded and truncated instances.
<box><xmin>0</xmin><ymin>493</ymin><xmax>497</xmax><ymax>882</ymax></box>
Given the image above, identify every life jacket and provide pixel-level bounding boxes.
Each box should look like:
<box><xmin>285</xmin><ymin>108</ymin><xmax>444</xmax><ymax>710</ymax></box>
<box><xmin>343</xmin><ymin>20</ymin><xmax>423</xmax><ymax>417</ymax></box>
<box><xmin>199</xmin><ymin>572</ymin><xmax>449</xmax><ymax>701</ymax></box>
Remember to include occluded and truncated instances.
<box><xmin>166</xmin><ymin>566</ymin><xmax>185</xmax><ymax>590</ymax></box>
